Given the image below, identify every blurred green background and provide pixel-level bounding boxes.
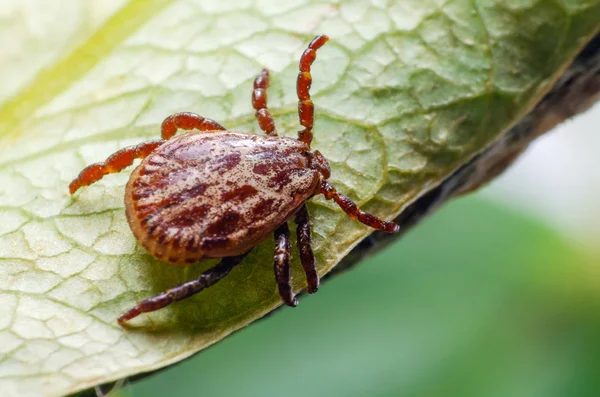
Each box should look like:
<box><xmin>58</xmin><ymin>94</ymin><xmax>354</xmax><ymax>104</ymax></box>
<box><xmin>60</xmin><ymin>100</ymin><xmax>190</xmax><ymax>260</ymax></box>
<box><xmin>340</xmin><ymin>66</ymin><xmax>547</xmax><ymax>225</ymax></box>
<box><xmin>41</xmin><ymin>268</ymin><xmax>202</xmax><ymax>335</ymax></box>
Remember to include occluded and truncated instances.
<box><xmin>116</xmin><ymin>191</ymin><xmax>600</xmax><ymax>397</ymax></box>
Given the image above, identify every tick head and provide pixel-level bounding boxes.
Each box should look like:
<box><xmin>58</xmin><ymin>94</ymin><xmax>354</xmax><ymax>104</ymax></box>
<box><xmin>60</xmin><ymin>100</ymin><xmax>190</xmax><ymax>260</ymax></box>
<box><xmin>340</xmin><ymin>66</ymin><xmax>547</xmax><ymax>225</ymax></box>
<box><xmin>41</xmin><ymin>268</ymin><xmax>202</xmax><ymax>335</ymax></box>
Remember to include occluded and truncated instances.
<box><xmin>306</xmin><ymin>150</ymin><xmax>331</xmax><ymax>179</ymax></box>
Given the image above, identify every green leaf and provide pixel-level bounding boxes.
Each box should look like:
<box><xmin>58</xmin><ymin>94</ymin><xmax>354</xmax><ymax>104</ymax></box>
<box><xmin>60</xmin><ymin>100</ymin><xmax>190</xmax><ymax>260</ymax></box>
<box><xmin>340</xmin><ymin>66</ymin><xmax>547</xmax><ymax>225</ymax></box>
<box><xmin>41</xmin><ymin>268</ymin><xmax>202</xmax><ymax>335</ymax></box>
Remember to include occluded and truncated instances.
<box><xmin>0</xmin><ymin>1</ymin><xmax>597</xmax><ymax>396</ymax></box>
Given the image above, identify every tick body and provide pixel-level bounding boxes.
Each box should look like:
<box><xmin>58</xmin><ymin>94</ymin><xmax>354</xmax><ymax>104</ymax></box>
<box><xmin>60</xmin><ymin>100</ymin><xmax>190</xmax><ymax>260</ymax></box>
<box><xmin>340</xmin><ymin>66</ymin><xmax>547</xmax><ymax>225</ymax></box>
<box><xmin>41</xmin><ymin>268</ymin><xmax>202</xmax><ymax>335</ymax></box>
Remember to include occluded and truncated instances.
<box><xmin>69</xmin><ymin>35</ymin><xmax>399</xmax><ymax>325</ymax></box>
<box><xmin>126</xmin><ymin>132</ymin><xmax>320</xmax><ymax>264</ymax></box>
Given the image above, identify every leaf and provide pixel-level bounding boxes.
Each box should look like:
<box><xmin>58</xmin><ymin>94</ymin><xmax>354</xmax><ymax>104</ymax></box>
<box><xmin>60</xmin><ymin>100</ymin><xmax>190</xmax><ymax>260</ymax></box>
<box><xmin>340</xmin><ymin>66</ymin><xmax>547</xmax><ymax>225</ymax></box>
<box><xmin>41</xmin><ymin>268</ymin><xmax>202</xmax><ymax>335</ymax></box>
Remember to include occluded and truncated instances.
<box><xmin>0</xmin><ymin>1</ymin><xmax>597</xmax><ymax>396</ymax></box>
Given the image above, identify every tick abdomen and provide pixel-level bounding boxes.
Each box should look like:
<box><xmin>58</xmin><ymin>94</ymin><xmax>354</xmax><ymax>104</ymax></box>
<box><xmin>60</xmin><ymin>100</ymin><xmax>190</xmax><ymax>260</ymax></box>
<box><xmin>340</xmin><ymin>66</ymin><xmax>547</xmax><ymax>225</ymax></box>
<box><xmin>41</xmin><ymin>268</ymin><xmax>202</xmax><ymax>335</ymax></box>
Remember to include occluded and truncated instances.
<box><xmin>125</xmin><ymin>131</ymin><xmax>319</xmax><ymax>265</ymax></box>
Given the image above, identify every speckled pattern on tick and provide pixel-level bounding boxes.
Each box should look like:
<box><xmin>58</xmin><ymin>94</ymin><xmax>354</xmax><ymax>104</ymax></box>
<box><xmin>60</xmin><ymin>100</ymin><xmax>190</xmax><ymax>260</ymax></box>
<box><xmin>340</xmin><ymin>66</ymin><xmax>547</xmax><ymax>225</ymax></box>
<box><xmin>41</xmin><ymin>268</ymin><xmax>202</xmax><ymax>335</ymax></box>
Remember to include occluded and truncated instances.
<box><xmin>69</xmin><ymin>35</ymin><xmax>400</xmax><ymax>325</ymax></box>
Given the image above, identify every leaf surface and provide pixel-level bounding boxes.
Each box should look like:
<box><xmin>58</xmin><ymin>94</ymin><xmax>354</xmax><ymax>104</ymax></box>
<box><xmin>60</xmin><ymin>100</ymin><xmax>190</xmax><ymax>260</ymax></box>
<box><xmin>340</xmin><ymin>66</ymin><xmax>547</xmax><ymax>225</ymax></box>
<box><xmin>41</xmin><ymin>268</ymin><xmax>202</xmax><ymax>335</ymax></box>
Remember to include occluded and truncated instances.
<box><xmin>0</xmin><ymin>1</ymin><xmax>598</xmax><ymax>396</ymax></box>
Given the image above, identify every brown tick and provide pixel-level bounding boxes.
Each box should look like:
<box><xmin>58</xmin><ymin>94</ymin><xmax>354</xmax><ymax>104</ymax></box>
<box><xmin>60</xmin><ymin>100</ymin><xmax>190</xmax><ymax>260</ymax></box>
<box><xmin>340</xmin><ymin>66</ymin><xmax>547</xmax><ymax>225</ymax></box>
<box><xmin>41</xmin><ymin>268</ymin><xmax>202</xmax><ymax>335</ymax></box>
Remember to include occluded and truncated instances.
<box><xmin>69</xmin><ymin>35</ymin><xmax>399</xmax><ymax>325</ymax></box>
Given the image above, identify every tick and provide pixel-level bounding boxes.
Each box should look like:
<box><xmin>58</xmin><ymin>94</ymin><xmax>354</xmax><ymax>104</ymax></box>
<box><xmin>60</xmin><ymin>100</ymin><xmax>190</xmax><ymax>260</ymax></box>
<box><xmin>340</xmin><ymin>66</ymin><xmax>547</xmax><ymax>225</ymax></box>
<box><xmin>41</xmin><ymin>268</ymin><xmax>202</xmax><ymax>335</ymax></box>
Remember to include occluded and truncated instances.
<box><xmin>69</xmin><ymin>35</ymin><xmax>399</xmax><ymax>325</ymax></box>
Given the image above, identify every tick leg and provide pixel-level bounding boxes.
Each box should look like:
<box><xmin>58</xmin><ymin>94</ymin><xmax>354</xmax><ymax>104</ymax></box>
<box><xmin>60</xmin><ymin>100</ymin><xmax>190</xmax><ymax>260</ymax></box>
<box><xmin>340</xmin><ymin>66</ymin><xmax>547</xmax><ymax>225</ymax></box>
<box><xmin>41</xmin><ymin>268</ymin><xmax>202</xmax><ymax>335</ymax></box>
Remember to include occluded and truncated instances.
<box><xmin>294</xmin><ymin>204</ymin><xmax>319</xmax><ymax>293</ymax></box>
<box><xmin>252</xmin><ymin>69</ymin><xmax>278</xmax><ymax>136</ymax></box>
<box><xmin>161</xmin><ymin>112</ymin><xmax>226</xmax><ymax>140</ymax></box>
<box><xmin>297</xmin><ymin>35</ymin><xmax>329</xmax><ymax>147</ymax></box>
<box><xmin>320</xmin><ymin>180</ymin><xmax>400</xmax><ymax>233</ymax></box>
<box><xmin>118</xmin><ymin>253</ymin><xmax>249</xmax><ymax>325</ymax></box>
<box><xmin>274</xmin><ymin>222</ymin><xmax>298</xmax><ymax>307</ymax></box>
<box><xmin>69</xmin><ymin>139</ymin><xmax>165</xmax><ymax>194</ymax></box>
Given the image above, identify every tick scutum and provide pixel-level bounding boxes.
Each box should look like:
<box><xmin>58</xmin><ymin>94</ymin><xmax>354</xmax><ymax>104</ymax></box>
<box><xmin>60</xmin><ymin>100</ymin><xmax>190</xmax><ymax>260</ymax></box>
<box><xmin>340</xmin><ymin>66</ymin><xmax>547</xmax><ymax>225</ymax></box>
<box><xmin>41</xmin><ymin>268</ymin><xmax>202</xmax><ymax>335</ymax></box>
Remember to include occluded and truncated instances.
<box><xmin>125</xmin><ymin>131</ymin><xmax>321</xmax><ymax>265</ymax></box>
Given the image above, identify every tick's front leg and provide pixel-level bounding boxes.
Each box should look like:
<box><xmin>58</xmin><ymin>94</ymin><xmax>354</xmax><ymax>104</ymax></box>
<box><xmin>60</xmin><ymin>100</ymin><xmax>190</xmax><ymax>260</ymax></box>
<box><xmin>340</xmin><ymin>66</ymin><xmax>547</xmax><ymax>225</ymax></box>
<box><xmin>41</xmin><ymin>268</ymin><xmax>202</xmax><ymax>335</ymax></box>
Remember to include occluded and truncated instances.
<box><xmin>118</xmin><ymin>252</ymin><xmax>249</xmax><ymax>325</ymax></box>
<box><xmin>252</xmin><ymin>69</ymin><xmax>278</xmax><ymax>136</ymax></box>
<box><xmin>297</xmin><ymin>35</ymin><xmax>329</xmax><ymax>146</ymax></box>
<box><xmin>274</xmin><ymin>222</ymin><xmax>298</xmax><ymax>307</ymax></box>
<box><xmin>69</xmin><ymin>139</ymin><xmax>165</xmax><ymax>194</ymax></box>
<box><xmin>161</xmin><ymin>112</ymin><xmax>226</xmax><ymax>140</ymax></box>
<box><xmin>320</xmin><ymin>180</ymin><xmax>400</xmax><ymax>233</ymax></box>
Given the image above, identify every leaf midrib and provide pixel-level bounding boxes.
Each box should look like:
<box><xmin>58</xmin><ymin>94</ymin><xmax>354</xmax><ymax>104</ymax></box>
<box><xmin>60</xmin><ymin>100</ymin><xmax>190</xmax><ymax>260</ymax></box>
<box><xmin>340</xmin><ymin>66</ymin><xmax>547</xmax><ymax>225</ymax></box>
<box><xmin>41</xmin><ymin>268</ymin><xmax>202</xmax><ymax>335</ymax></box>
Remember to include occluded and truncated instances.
<box><xmin>0</xmin><ymin>0</ymin><xmax>173</xmax><ymax>144</ymax></box>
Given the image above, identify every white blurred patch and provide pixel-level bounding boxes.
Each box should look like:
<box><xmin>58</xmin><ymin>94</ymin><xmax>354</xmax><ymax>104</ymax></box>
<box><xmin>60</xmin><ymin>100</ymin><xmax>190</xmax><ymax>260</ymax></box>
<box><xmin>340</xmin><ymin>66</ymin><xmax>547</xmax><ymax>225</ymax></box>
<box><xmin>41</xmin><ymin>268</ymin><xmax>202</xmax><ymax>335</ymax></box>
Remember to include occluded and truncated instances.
<box><xmin>484</xmin><ymin>101</ymin><xmax>600</xmax><ymax>246</ymax></box>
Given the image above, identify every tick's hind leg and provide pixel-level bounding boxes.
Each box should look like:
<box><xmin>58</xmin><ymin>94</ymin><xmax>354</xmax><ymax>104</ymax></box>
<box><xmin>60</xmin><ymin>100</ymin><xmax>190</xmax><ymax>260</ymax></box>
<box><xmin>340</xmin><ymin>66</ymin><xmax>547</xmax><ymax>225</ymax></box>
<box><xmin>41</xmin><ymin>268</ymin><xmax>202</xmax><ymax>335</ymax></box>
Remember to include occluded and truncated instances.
<box><xmin>252</xmin><ymin>69</ymin><xmax>278</xmax><ymax>136</ymax></box>
<box><xmin>274</xmin><ymin>222</ymin><xmax>298</xmax><ymax>306</ymax></box>
<box><xmin>320</xmin><ymin>180</ymin><xmax>400</xmax><ymax>233</ymax></box>
<box><xmin>295</xmin><ymin>204</ymin><xmax>319</xmax><ymax>293</ymax></box>
<box><xmin>161</xmin><ymin>112</ymin><xmax>226</xmax><ymax>140</ymax></box>
<box><xmin>118</xmin><ymin>252</ymin><xmax>249</xmax><ymax>325</ymax></box>
<box><xmin>297</xmin><ymin>35</ymin><xmax>329</xmax><ymax>146</ymax></box>
<box><xmin>69</xmin><ymin>139</ymin><xmax>165</xmax><ymax>194</ymax></box>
